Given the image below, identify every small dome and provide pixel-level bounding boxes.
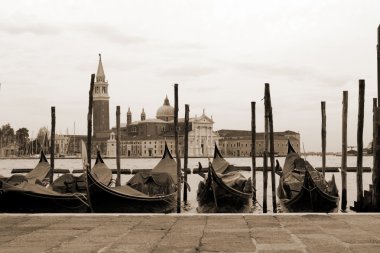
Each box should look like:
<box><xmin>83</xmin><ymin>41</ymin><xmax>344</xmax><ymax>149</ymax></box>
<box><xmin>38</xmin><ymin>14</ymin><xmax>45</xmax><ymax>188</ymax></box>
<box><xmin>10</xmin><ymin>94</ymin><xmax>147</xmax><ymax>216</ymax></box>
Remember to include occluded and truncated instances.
<box><xmin>156</xmin><ymin>96</ymin><xmax>174</xmax><ymax>121</ymax></box>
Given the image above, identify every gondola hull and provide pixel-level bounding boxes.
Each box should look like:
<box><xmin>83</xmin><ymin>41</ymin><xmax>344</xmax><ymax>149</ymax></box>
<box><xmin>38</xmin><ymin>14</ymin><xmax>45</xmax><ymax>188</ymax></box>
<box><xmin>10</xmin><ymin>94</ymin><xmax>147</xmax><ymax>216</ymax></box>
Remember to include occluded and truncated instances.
<box><xmin>197</xmin><ymin>167</ymin><xmax>252</xmax><ymax>213</ymax></box>
<box><xmin>277</xmin><ymin>181</ymin><xmax>339</xmax><ymax>213</ymax></box>
<box><xmin>0</xmin><ymin>189</ymin><xmax>88</xmax><ymax>213</ymax></box>
<box><xmin>87</xmin><ymin>169</ymin><xmax>176</xmax><ymax>213</ymax></box>
<box><xmin>277</xmin><ymin>168</ymin><xmax>339</xmax><ymax>213</ymax></box>
<box><xmin>197</xmin><ymin>183</ymin><xmax>252</xmax><ymax>213</ymax></box>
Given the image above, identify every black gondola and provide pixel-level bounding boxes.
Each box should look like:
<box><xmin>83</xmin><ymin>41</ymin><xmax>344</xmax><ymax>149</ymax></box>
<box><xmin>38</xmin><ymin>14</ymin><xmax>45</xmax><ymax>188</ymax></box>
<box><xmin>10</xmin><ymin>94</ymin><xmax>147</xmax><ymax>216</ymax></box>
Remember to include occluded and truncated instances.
<box><xmin>276</xmin><ymin>141</ymin><xmax>340</xmax><ymax>212</ymax></box>
<box><xmin>0</xmin><ymin>151</ymin><xmax>88</xmax><ymax>213</ymax></box>
<box><xmin>196</xmin><ymin>144</ymin><xmax>253</xmax><ymax>213</ymax></box>
<box><xmin>86</xmin><ymin>144</ymin><xmax>177</xmax><ymax>213</ymax></box>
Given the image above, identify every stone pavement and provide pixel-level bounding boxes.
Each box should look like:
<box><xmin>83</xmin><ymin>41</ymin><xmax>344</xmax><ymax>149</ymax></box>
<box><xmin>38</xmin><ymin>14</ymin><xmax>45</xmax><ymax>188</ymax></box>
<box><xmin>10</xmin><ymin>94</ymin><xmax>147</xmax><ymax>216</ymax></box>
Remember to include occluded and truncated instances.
<box><xmin>0</xmin><ymin>214</ymin><xmax>380</xmax><ymax>253</ymax></box>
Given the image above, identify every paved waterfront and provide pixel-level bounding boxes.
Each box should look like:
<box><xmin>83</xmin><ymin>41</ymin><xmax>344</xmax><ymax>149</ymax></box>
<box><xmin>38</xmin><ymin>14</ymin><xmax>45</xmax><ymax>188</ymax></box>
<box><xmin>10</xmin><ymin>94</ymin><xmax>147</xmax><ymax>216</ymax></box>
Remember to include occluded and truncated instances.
<box><xmin>0</xmin><ymin>214</ymin><xmax>380</xmax><ymax>253</ymax></box>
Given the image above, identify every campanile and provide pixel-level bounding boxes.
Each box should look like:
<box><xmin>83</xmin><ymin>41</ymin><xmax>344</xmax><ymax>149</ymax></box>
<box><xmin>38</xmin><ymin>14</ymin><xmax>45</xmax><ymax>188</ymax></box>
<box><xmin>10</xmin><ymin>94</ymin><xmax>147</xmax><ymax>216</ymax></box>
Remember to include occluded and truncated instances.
<box><xmin>93</xmin><ymin>54</ymin><xmax>110</xmax><ymax>136</ymax></box>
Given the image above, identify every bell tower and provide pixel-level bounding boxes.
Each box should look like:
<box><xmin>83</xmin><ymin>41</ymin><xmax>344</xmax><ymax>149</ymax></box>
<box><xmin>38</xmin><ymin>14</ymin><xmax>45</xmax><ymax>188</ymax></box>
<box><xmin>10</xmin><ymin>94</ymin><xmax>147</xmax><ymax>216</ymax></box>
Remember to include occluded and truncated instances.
<box><xmin>93</xmin><ymin>54</ymin><xmax>110</xmax><ymax>136</ymax></box>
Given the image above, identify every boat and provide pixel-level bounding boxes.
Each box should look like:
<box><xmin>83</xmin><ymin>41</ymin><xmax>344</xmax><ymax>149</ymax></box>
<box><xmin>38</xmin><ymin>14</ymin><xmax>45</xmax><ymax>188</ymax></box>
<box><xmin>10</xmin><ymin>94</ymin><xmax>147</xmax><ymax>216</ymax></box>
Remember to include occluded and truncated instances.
<box><xmin>196</xmin><ymin>144</ymin><xmax>253</xmax><ymax>213</ymax></box>
<box><xmin>276</xmin><ymin>141</ymin><xmax>339</xmax><ymax>212</ymax></box>
<box><xmin>0</xmin><ymin>151</ymin><xmax>88</xmax><ymax>213</ymax></box>
<box><xmin>86</xmin><ymin>143</ymin><xmax>177</xmax><ymax>213</ymax></box>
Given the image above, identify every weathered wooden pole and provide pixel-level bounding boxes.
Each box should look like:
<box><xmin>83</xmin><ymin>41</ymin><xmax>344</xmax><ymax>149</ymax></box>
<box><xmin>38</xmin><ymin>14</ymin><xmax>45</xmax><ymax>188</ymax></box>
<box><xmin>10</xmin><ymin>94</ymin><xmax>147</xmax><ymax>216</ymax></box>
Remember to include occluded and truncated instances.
<box><xmin>373</xmin><ymin>97</ymin><xmax>380</xmax><ymax>210</ymax></box>
<box><xmin>265</xmin><ymin>83</ymin><xmax>277</xmax><ymax>213</ymax></box>
<box><xmin>341</xmin><ymin>91</ymin><xmax>348</xmax><ymax>210</ymax></box>
<box><xmin>115</xmin><ymin>106</ymin><xmax>121</xmax><ymax>187</ymax></box>
<box><xmin>251</xmin><ymin>101</ymin><xmax>256</xmax><ymax>202</ymax></box>
<box><xmin>374</xmin><ymin>24</ymin><xmax>380</xmax><ymax>211</ymax></box>
<box><xmin>357</xmin><ymin>79</ymin><xmax>365</xmax><ymax>209</ymax></box>
<box><xmin>377</xmin><ymin>24</ymin><xmax>380</xmax><ymax>101</ymax></box>
<box><xmin>174</xmin><ymin>83</ymin><xmax>182</xmax><ymax>213</ymax></box>
<box><xmin>86</xmin><ymin>74</ymin><xmax>95</xmax><ymax>213</ymax></box>
<box><xmin>321</xmin><ymin>101</ymin><xmax>326</xmax><ymax>178</ymax></box>
<box><xmin>87</xmin><ymin>74</ymin><xmax>95</xmax><ymax>170</ymax></box>
<box><xmin>263</xmin><ymin>151</ymin><xmax>268</xmax><ymax>213</ymax></box>
<box><xmin>183</xmin><ymin>104</ymin><xmax>189</xmax><ymax>204</ymax></box>
<box><xmin>263</xmin><ymin>85</ymin><xmax>269</xmax><ymax>213</ymax></box>
<box><xmin>373</xmin><ymin>98</ymin><xmax>378</xmax><ymax>158</ymax></box>
<box><xmin>50</xmin><ymin>106</ymin><xmax>55</xmax><ymax>184</ymax></box>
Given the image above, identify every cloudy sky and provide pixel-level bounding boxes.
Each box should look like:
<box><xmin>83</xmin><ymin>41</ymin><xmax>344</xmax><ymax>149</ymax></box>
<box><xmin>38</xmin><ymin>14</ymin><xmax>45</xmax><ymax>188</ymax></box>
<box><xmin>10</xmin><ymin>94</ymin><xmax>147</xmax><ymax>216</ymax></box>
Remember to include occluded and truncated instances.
<box><xmin>0</xmin><ymin>0</ymin><xmax>379</xmax><ymax>152</ymax></box>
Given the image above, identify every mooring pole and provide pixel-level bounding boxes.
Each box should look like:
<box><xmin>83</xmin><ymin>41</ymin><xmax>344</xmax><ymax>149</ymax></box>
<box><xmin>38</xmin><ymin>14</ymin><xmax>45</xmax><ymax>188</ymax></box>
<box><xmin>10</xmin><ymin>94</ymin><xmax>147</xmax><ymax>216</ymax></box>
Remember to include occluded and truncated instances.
<box><xmin>251</xmin><ymin>101</ymin><xmax>256</xmax><ymax>202</ymax></box>
<box><xmin>373</xmin><ymin>24</ymin><xmax>380</xmax><ymax>211</ymax></box>
<box><xmin>341</xmin><ymin>91</ymin><xmax>348</xmax><ymax>210</ymax></box>
<box><xmin>321</xmin><ymin>101</ymin><xmax>326</xmax><ymax>178</ymax></box>
<box><xmin>87</xmin><ymin>74</ymin><xmax>95</xmax><ymax>170</ymax></box>
<box><xmin>263</xmin><ymin>85</ymin><xmax>269</xmax><ymax>213</ymax></box>
<box><xmin>183</xmin><ymin>104</ymin><xmax>189</xmax><ymax>204</ymax></box>
<box><xmin>373</xmin><ymin>98</ymin><xmax>380</xmax><ymax>210</ymax></box>
<box><xmin>377</xmin><ymin>24</ymin><xmax>380</xmax><ymax>101</ymax></box>
<box><xmin>116</xmin><ymin>106</ymin><xmax>121</xmax><ymax>187</ymax></box>
<box><xmin>265</xmin><ymin>83</ymin><xmax>277</xmax><ymax>213</ymax></box>
<box><xmin>50</xmin><ymin>106</ymin><xmax>55</xmax><ymax>184</ymax></box>
<box><xmin>357</xmin><ymin>79</ymin><xmax>365</xmax><ymax>209</ymax></box>
<box><xmin>86</xmin><ymin>74</ymin><xmax>95</xmax><ymax>213</ymax></box>
<box><xmin>174</xmin><ymin>83</ymin><xmax>181</xmax><ymax>213</ymax></box>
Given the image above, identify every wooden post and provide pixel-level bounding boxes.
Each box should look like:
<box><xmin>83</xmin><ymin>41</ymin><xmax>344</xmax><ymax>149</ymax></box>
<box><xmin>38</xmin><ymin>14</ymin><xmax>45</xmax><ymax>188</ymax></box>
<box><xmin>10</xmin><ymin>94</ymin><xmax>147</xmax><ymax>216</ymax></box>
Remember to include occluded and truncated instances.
<box><xmin>321</xmin><ymin>101</ymin><xmax>326</xmax><ymax>178</ymax></box>
<box><xmin>183</xmin><ymin>104</ymin><xmax>189</xmax><ymax>204</ymax></box>
<box><xmin>374</xmin><ymin>24</ymin><xmax>380</xmax><ymax>211</ymax></box>
<box><xmin>373</xmin><ymin>98</ymin><xmax>380</xmax><ymax>210</ymax></box>
<box><xmin>377</xmin><ymin>24</ymin><xmax>380</xmax><ymax>102</ymax></box>
<box><xmin>357</xmin><ymin>79</ymin><xmax>365</xmax><ymax>209</ymax></box>
<box><xmin>251</xmin><ymin>102</ymin><xmax>256</xmax><ymax>202</ymax></box>
<box><xmin>86</xmin><ymin>74</ymin><xmax>95</xmax><ymax>213</ymax></box>
<box><xmin>116</xmin><ymin>106</ymin><xmax>121</xmax><ymax>187</ymax></box>
<box><xmin>341</xmin><ymin>91</ymin><xmax>348</xmax><ymax>210</ymax></box>
<box><xmin>265</xmin><ymin>83</ymin><xmax>277</xmax><ymax>213</ymax></box>
<box><xmin>87</xmin><ymin>74</ymin><xmax>95</xmax><ymax>170</ymax></box>
<box><xmin>263</xmin><ymin>85</ymin><xmax>269</xmax><ymax>213</ymax></box>
<box><xmin>174</xmin><ymin>83</ymin><xmax>181</xmax><ymax>213</ymax></box>
<box><xmin>373</xmin><ymin>98</ymin><xmax>378</xmax><ymax>159</ymax></box>
<box><xmin>50</xmin><ymin>106</ymin><xmax>55</xmax><ymax>184</ymax></box>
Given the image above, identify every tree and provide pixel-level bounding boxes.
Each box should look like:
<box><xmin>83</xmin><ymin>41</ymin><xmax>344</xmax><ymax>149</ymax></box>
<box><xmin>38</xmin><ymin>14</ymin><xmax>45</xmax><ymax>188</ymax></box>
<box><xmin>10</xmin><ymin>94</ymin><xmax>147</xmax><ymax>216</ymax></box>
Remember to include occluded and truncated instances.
<box><xmin>0</xmin><ymin>123</ymin><xmax>15</xmax><ymax>147</ymax></box>
<box><xmin>16</xmin><ymin>127</ymin><xmax>29</xmax><ymax>155</ymax></box>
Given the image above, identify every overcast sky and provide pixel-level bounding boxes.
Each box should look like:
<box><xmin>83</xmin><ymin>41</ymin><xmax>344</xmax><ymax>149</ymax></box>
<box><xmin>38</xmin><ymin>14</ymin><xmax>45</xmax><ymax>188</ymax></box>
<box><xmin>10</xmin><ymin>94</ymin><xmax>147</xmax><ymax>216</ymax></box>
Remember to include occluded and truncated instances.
<box><xmin>0</xmin><ymin>0</ymin><xmax>379</xmax><ymax>152</ymax></box>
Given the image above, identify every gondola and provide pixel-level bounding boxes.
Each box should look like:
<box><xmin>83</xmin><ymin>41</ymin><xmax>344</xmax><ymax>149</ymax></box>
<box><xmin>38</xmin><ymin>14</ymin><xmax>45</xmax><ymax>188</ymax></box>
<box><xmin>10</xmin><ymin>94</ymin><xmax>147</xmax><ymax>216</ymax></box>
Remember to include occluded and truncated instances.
<box><xmin>0</xmin><ymin>151</ymin><xmax>89</xmax><ymax>213</ymax></box>
<box><xmin>86</xmin><ymin>143</ymin><xmax>177</xmax><ymax>213</ymax></box>
<box><xmin>196</xmin><ymin>144</ymin><xmax>253</xmax><ymax>213</ymax></box>
<box><xmin>276</xmin><ymin>141</ymin><xmax>339</xmax><ymax>212</ymax></box>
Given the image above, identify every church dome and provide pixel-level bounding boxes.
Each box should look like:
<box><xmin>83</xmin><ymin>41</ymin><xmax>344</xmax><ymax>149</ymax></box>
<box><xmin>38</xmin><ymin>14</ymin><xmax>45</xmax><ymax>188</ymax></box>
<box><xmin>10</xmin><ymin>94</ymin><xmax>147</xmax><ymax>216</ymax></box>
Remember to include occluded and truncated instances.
<box><xmin>156</xmin><ymin>96</ymin><xmax>174</xmax><ymax>121</ymax></box>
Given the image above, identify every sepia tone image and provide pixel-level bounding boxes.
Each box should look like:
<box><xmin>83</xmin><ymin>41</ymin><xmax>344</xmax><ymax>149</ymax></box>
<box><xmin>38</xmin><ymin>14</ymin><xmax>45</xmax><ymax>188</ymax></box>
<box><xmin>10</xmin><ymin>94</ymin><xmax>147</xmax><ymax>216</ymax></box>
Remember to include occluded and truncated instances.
<box><xmin>1</xmin><ymin>0</ymin><xmax>380</xmax><ymax>252</ymax></box>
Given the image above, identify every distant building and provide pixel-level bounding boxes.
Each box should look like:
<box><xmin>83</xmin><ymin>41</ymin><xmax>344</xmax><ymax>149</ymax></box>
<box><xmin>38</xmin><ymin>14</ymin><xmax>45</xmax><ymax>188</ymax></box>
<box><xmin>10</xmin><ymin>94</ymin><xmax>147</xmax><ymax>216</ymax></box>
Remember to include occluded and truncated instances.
<box><xmin>66</xmin><ymin>135</ymin><xmax>87</xmax><ymax>155</ymax></box>
<box><xmin>106</xmin><ymin>98</ymin><xmax>219</xmax><ymax>158</ymax></box>
<box><xmin>218</xmin><ymin>130</ymin><xmax>300</xmax><ymax>157</ymax></box>
<box><xmin>86</xmin><ymin>54</ymin><xmax>301</xmax><ymax>158</ymax></box>
<box><xmin>54</xmin><ymin>134</ymin><xmax>70</xmax><ymax>156</ymax></box>
<box><xmin>0</xmin><ymin>143</ymin><xmax>19</xmax><ymax>157</ymax></box>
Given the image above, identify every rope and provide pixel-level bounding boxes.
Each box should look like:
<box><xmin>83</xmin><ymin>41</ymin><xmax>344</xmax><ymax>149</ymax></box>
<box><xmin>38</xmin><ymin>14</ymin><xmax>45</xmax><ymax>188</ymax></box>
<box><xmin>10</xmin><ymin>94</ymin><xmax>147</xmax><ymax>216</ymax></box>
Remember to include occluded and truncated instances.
<box><xmin>72</xmin><ymin>192</ymin><xmax>89</xmax><ymax>207</ymax></box>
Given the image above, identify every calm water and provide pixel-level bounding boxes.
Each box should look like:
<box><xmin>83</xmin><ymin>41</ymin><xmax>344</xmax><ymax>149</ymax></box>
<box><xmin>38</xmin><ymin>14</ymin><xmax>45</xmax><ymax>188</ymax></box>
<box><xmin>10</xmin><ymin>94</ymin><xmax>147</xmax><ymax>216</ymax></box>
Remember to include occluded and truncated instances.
<box><xmin>0</xmin><ymin>155</ymin><xmax>373</xmax><ymax>213</ymax></box>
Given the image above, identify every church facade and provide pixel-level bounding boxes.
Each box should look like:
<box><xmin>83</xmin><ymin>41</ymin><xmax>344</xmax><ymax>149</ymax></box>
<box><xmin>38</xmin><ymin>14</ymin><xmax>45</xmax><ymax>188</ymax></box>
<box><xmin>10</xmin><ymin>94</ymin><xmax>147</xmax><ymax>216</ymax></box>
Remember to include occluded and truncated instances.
<box><xmin>106</xmin><ymin>97</ymin><xmax>219</xmax><ymax>158</ymax></box>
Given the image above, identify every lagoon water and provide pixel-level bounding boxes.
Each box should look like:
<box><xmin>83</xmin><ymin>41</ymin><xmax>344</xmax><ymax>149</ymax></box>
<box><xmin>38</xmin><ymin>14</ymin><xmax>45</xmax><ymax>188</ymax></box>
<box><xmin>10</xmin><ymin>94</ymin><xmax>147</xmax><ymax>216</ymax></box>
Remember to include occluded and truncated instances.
<box><xmin>0</xmin><ymin>155</ymin><xmax>373</xmax><ymax>213</ymax></box>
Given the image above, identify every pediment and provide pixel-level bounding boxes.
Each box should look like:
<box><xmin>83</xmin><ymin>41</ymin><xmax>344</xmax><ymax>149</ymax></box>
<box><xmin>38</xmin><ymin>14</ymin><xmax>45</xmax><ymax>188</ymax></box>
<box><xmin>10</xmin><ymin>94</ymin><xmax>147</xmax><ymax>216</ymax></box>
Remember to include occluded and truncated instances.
<box><xmin>192</xmin><ymin>114</ymin><xmax>214</xmax><ymax>124</ymax></box>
